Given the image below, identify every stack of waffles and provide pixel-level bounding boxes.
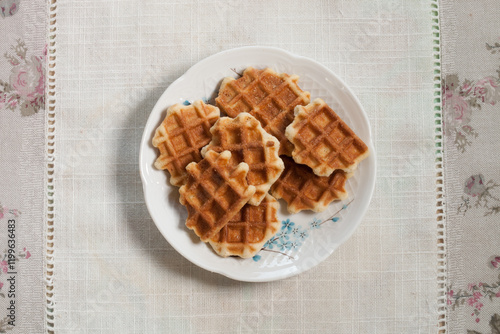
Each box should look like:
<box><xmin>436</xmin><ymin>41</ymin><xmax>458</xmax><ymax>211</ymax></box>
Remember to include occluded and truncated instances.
<box><xmin>152</xmin><ymin>67</ymin><xmax>369</xmax><ymax>258</ymax></box>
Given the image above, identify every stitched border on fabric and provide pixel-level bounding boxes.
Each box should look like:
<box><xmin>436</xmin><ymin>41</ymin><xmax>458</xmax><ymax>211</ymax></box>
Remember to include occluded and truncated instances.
<box><xmin>432</xmin><ymin>0</ymin><xmax>446</xmax><ymax>332</ymax></box>
<box><xmin>45</xmin><ymin>0</ymin><xmax>57</xmax><ymax>332</ymax></box>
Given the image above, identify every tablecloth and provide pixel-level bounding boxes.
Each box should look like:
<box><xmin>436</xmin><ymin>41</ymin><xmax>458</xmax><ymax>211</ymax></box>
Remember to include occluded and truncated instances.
<box><xmin>5</xmin><ymin>0</ymin><xmax>500</xmax><ymax>333</ymax></box>
<box><xmin>441</xmin><ymin>1</ymin><xmax>500</xmax><ymax>333</ymax></box>
<box><xmin>0</xmin><ymin>0</ymin><xmax>47</xmax><ymax>332</ymax></box>
<box><xmin>52</xmin><ymin>1</ymin><xmax>438</xmax><ymax>333</ymax></box>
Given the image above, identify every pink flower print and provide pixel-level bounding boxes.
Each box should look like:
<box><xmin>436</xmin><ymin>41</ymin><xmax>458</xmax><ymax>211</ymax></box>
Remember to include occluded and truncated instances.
<box><xmin>9</xmin><ymin>55</ymin><xmax>44</xmax><ymax>101</ymax></box>
<box><xmin>468</xmin><ymin>297</ymin><xmax>475</xmax><ymax>306</ymax></box>
<box><xmin>443</xmin><ymin>91</ymin><xmax>472</xmax><ymax>134</ymax></box>
<box><xmin>0</xmin><ymin>92</ymin><xmax>6</xmax><ymax>109</ymax></box>
<box><xmin>492</xmin><ymin>260</ymin><xmax>499</xmax><ymax>268</ymax></box>
<box><xmin>473</xmin><ymin>291</ymin><xmax>483</xmax><ymax>300</ymax></box>
<box><xmin>0</xmin><ymin>261</ymin><xmax>7</xmax><ymax>274</ymax></box>
<box><xmin>496</xmin><ymin>291</ymin><xmax>500</xmax><ymax>298</ymax></box>
<box><xmin>0</xmin><ymin>282</ymin><xmax>3</xmax><ymax>290</ymax></box>
<box><xmin>461</xmin><ymin>81</ymin><xmax>473</xmax><ymax>95</ymax></box>
<box><xmin>25</xmin><ymin>249</ymin><xmax>31</xmax><ymax>259</ymax></box>
<box><xmin>474</xmin><ymin>77</ymin><xmax>500</xmax><ymax>104</ymax></box>
<box><xmin>476</xmin><ymin>302</ymin><xmax>483</xmax><ymax>310</ymax></box>
<box><xmin>464</xmin><ymin>175</ymin><xmax>486</xmax><ymax>197</ymax></box>
<box><xmin>476</xmin><ymin>318</ymin><xmax>480</xmax><ymax>323</ymax></box>
<box><xmin>0</xmin><ymin>0</ymin><xmax>19</xmax><ymax>18</ymax></box>
<box><xmin>448</xmin><ymin>290</ymin><xmax>454</xmax><ymax>298</ymax></box>
<box><xmin>468</xmin><ymin>283</ymin><xmax>476</xmax><ymax>291</ymax></box>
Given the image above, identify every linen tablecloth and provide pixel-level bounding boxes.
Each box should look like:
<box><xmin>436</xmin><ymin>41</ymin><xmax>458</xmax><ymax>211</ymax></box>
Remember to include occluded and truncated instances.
<box><xmin>0</xmin><ymin>0</ymin><xmax>47</xmax><ymax>332</ymax></box>
<box><xmin>52</xmin><ymin>1</ymin><xmax>438</xmax><ymax>333</ymax></box>
<box><xmin>441</xmin><ymin>1</ymin><xmax>500</xmax><ymax>333</ymax></box>
<box><xmin>8</xmin><ymin>0</ymin><xmax>500</xmax><ymax>333</ymax></box>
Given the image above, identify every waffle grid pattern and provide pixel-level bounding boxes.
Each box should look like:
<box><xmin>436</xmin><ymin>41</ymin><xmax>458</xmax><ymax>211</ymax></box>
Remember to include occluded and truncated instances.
<box><xmin>216</xmin><ymin>67</ymin><xmax>310</xmax><ymax>156</ymax></box>
<box><xmin>209</xmin><ymin>194</ymin><xmax>279</xmax><ymax>258</ymax></box>
<box><xmin>287</xmin><ymin>99</ymin><xmax>369</xmax><ymax>175</ymax></box>
<box><xmin>202</xmin><ymin>113</ymin><xmax>284</xmax><ymax>205</ymax></box>
<box><xmin>179</xmin><ymin>150</ymin><xmax>255</xmax><ymax>241</ymax></box>
<box><xmin>271</xmin><ymin>156</ymin><xmax>349</xmax><ymax>213</ymax></box>
<box><xmin>153</xmin><ymin>101</ymin><xmax>219</xmax><ymax>186</ymax></box>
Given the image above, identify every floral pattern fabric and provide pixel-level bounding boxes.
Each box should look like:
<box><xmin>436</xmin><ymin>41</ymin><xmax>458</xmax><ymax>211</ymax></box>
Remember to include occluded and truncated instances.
<box><xmin>441</xmin><ymin>1</ymin><xmax>500</xmax><ymax>332</ymax></box>
<box><xmin>1</xmin><ymin>39</ymin><xmax>46</xmax><ymax>116</ymax></box>
<box><xmin>0</xmin><ymin>0</ymin><xmax>47</xmax><ymax>331</ymax></box>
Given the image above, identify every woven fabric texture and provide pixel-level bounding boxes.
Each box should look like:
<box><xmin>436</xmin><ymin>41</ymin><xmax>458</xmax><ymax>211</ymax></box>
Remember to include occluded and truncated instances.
<box><xmin>0</xmin><ymin>0</ymin><xmax>46</xmax><ymax>332</ymax></box>
<box><xmin>54</xmin><ymin>1</ymin><xmax>438</xmax><ymax>332</ymax></box>
<box><xmin>441</xmin><ymin>1</ymin><xmax>500</xmax><ymax>333</ymax></box>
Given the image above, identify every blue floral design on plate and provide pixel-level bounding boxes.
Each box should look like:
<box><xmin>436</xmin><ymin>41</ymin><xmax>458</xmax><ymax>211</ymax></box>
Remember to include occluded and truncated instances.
<box><xmin>253</xmin><ymin>199</ymin><xmax>354</xmax><ymax>261</ymax></box>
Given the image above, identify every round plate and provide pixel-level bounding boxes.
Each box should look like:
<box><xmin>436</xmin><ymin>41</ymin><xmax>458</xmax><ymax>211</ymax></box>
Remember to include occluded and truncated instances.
<box><xmin>139</xmin><ymin>46</ymin><xmax>376</xmax><ymax>282</ymax></box>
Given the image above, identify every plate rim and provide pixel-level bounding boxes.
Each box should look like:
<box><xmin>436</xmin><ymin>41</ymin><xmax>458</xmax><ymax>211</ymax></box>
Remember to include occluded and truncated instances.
<box><xmin>139</xmin><ymin>46</ymin><xmax>377</xmax><ymax>282</ymax></box>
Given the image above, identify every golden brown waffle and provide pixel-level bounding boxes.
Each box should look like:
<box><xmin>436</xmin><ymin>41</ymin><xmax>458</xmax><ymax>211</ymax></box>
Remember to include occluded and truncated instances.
<box><xmin>208</xmin><ymin>194</ymin><xmax>280</xmax><ymax>258</ymax></box>
<box><xmin>271</xmin><ymin>156</ymin><xmax>350</xmax><ymax>213</ymax></box>
<box><xmin>215</xmin><ymin>67</ymin><xmax>310</xmax><ymax>156</ymax></box>
<box><xmin>201</xmin><ymin>113</ymin><xmax>284</xmax><ymax>206</ymax></box>
<box><xmin>152</xmin><ymin>100</ymin><xmax>220</xmax><ymax>187</ymax></box>
<box><xmin>286</xmin><ymin>98</ymin><xmax>369</xmax><ymax>176</ymax></box>
<box><xmin>179</xmin><ymin>150</ymin><xmax>256</xmax><ymax>242</ymax></box>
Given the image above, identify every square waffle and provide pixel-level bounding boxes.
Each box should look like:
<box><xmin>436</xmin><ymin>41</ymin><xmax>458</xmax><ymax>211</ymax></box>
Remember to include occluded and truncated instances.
<box><xmin>215</xmin><ymin>67</ymin><xmax>310</xmax><ymax>156</ymax></box>
<box><xmin>201</xmin><ymin>112</ymin><xmax>284</xmax><ymax>206</ymax></box>
<box><xmin>179</xmin><ymin>150</ymin><xmax>256</xmax><ymax>242</ymax></box>
<box><xmin>271</xmin><ymin>156</ymin><xmax>350</xmax><ymax>213</ymax></box>
<box><xmin>208</xmin><ymin>194</ymin><xmax>280</xmax><ymax>258</ymax></box>
<box><xmin>286</xmin><ymin>98</ymin><xmax>369</xmax><ymax>176</ymax></box>
<box><xmin>152</xmin><ymin>100</ymin><xmax>220</xmax><ymax>186</ymax></box>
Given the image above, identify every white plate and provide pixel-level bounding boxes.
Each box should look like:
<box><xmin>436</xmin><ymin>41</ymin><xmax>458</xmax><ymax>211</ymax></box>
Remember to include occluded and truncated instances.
<box><xmin>139</xmin><ymin>46</ymin><xmax>376</xmax><ymax>282</ymax></box>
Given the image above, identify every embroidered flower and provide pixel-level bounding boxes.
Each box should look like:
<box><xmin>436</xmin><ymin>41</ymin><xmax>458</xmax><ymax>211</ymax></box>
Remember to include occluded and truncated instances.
<box><xmin>443</xmin><ymin>91</ymin><xmax>472</xmax><ymax>134</ymax></box>
<box><xmin>467</xmin><ymin>297</ymin><xmax>475</xmax><ymax>306</ymax></box>
<box><xmin>464</xmin><ymin>174</ymin><xmax>486</xmax><ymax>197</ymax></box>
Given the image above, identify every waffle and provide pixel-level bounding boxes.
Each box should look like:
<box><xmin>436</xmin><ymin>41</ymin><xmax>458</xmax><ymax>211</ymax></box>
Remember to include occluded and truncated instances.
<box><xmin>208</xmin><ymin>194</ymin><xmax>280</xmax><ymax>258</ymax></box>
<box><xmin>179</xmin><ymin>150</ymin><xmax>256</xmax><ymax>242</ymax></box>
<box><xmin>152</xmin><ymin>100</ymin><xmax>220</xmax><ymax>187</ymax></box>
<box><xmin>286</xmin><ymin>98</ymin><xmax>369</xmax><ymax>176</ymax></box>
<box><xmin>271</xmin><ymin>156</ymin><xmax>350</xmax><ymax>213</ymax></box>
<box><xmin>215</xmin><ymin>67</ymin><xmax>310</xmax><ymax>156</ymax></box>
<box><xmin>201</xmin><ymin>113</ymin><xmax>284</xmax><ymax>206</ymax></box>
